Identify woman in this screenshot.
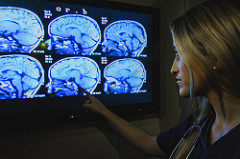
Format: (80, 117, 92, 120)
(83, 0, 240, 158)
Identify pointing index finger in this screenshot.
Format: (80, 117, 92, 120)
(82, 89, 94, 99)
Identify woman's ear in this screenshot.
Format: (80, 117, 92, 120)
(213, 62, 221, 71)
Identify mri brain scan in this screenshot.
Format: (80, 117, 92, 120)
(0, 55, 44, 99)
(104, 58, 146, 94)
(46, 14, 101, 55)
(46, 57, 100, 97)
(0, 7, 44, 53)
(102, 20, 147, 57)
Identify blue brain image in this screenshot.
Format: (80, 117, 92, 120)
(46, 57, 100, 97)
(0, 7, 44, 53)
(104, 58, 146, 94)
(46, 14, 101, 55)
(0, 55, 44, 99)
(102, 20, 147, 57)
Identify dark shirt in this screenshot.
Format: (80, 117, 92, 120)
(157, 114, 240, 159)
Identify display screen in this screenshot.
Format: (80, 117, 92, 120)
(0, 0, 159, 117)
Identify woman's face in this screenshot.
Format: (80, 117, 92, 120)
(171, 52, 191, 97)
(170, 47, 210, 97)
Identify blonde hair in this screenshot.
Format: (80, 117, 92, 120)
(170, 0, 240, 158)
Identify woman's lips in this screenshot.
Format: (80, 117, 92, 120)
(176, 78, 182, 85)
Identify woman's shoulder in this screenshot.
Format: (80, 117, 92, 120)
(156, 114, 195, 155)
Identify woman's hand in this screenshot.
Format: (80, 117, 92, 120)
(82, 89, 108, 114)
(82, 90, 163, 157)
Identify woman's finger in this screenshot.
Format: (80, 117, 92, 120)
(82, 88, 95, 101)
(84, 99, 92, 104)
(82, 88, 90, 96)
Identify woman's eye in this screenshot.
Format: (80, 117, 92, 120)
(173, 46, 181, 60)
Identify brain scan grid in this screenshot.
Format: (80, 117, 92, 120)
(0, 1, 152, 99)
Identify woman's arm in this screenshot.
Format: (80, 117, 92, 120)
(82, 90, 167, 157)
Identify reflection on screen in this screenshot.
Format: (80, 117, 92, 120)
(102, 20, 147, 57)
(46, 14, 101, 55)
(46, 56, 100, 96)
(104, 58, 146, 94)
(0, 7, 44, 53)
(0, 54, 44, 99)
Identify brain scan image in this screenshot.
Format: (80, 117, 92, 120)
(102, 20, 147, 57)
(46, 57, 100, 97)
(104, 58, 146, 94)
(0, 55, 44, 99)
(46, 14, 101, 55)
(0, 7, 44, 53)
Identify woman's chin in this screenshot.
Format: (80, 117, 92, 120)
(179, 89, 190, 98)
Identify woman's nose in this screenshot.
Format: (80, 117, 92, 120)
(170, 58, 178, 75)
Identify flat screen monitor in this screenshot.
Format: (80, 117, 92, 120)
(0, 0, 160, 126)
